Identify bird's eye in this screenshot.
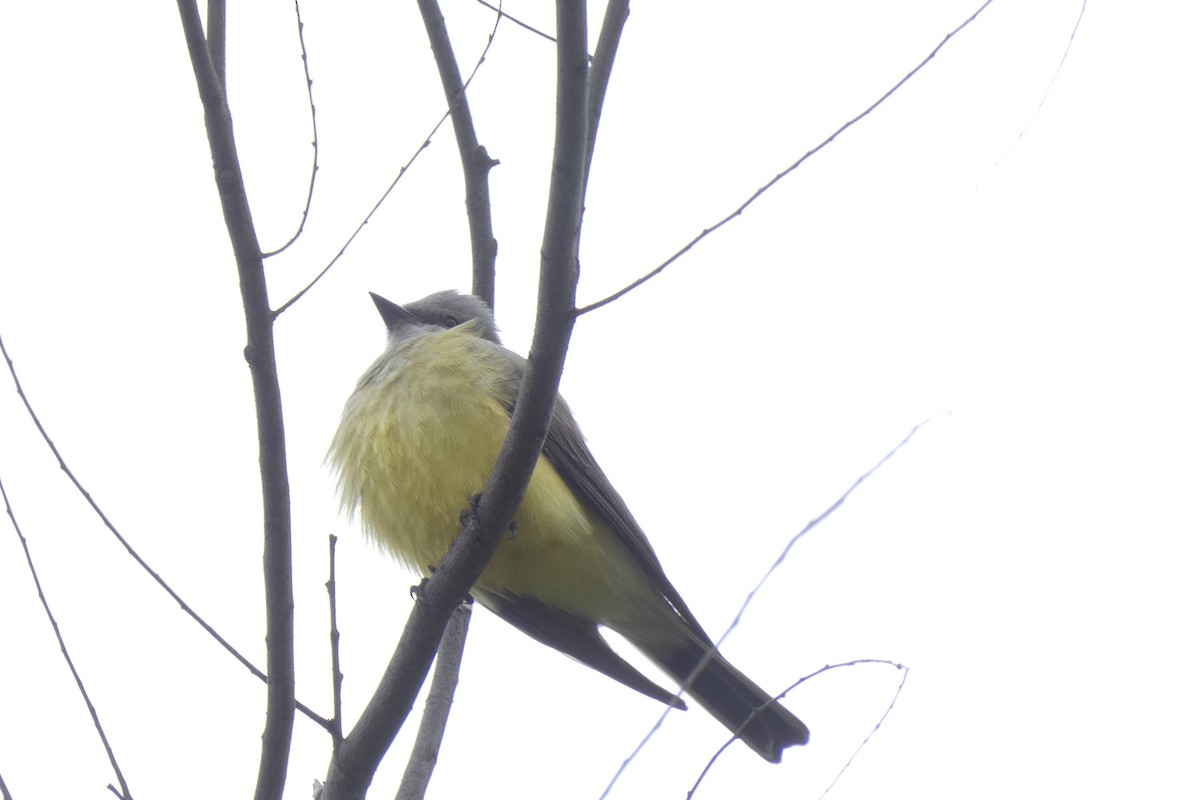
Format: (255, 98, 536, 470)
(442, 315, 459, 328)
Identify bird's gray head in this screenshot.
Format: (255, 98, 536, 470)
(369, 290, 501, 345)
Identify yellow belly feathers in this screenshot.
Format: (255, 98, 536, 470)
(330, 326, 651, 626)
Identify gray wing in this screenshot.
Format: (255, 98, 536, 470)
(494, 348, 713, 645)
(471, 586, 685, 708)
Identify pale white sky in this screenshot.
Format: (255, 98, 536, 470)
(1, 1, 1197, 799)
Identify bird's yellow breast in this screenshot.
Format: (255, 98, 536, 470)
(330, 327, 647, 622)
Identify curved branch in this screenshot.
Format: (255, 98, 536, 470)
(578, 0, 997, 315)
(604, 421, 934, 796)
(261, 0, 321, 258)
(273, 8, 502, 317)
(416, 0, 500, 305)
(584, 0, 629, 192)
(688, 660, 909, 799)
(175, 4, 296, 800)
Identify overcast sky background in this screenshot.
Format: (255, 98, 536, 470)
(2, 1, 1197, 798)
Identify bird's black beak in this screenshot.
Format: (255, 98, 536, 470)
(370, 292, 418, 330)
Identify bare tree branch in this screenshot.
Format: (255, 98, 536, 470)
(687, 660, 909, 799)
(207, 0, 226, 92)
(474, 0, 555, 43)
(995, 0, 1088, 168)
(603, 419, 935, 797)
(715, 419, 935, 651)
(0, 334, 328, 731)
(395, 603, 473, 800)
(584, 0, 629, 191)
(0, 474, 133, 800)
(814, 661, 909, 800)
(262, 0, 321, 258)
(273, 10, 502, 317)
(327, 535, 345, 745)
(319, 3, 590, 797)
(577, 0, 998, 315)
(415, 0, 500, 306)
(174, 4, 296, 800)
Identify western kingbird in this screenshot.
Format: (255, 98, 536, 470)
(329, 290, 809, 762)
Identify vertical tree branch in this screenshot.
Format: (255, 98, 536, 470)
(394, 603, 473, 800)
(583, 0, 628, 191)
(327, 534, 345, 745)
(207, 0, 226, 92)
(319, 4, 589, 798)
(415, 0, 499, 306)
(175, 4, 295, 800)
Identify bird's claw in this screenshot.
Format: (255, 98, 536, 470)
(459, 494, 482, 528)
(458, 494, 517, 540)
(409, 565, 438, 599)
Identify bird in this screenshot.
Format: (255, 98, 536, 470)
(329, 289, 809, 762)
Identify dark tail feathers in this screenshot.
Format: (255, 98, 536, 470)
(652, 638, 809, 763)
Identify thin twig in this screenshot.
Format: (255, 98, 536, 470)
(995, 0, 1088, 168)
(713, 419, 934, 653)
(415, 0, 501, 306)
(686, 660, 909, 799)
(327, 534, 345, 745)
(261, 0, 321, 258)
(395, 602, 473, 800)
(473, 0, 555, 43)
(0, 333, 328, 730)
(0, 475, 133, 800)
(319, 5, 590, 797)
(175, 4, 296, 799)
(577, 0, 998, 316)
(273, 10, 504, 318)
(816, 662, 909, 800)
(602, 419, 934, 798)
